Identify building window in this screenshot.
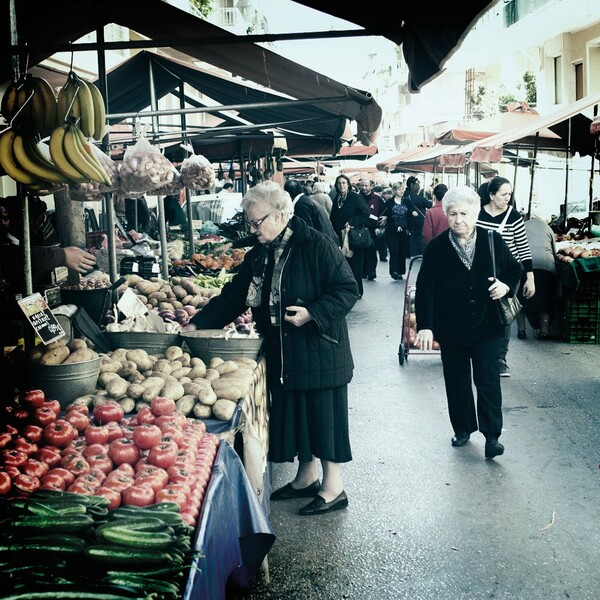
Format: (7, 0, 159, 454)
(574, 62, 584, 100)
(553, 56, 562, 104)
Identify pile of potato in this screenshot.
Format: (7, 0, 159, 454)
(30, 338, 100, 365)
(72, 345, 257, 421)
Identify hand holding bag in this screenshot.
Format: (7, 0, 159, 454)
(348, 224, 374, 250)
(487, 230, 522, 325)
(341, 224, 354, 258)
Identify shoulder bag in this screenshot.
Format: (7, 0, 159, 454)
(487, 229, 521, 325)
(348, 224, 374, 250)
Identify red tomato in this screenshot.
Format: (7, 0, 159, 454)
(4, 465, 20, 479)
(135, 474, 165, 494)
(180, 509, 197, 526)
(73, 473, 102, 490)
(132, 424, 163, 450)
(136, 465, 169, 487)
(114, 462, 136, 477)
(39, 477, 66, 491)
(60, 449, 84, 464)
(21, 458, 49, 479)
(62, 455, 90, 477)
(150, 396, 176, 417)
(121, 425, 135, 440)
(105, 471, 135, 492)
(164, 481, 192, 499)
(32, 407, 57, 427)
(0, 471, 11, 494)
(148, 441, 178, 470)
(22, 424, 44, 443)
(136, 406, 156, 425)
(133, 457, 151, 473)
(1, 449, 28, 467)
(161, 427, 184, 447)
(12, 409, 30, 425)
(87, 453, 113, 475)
(105, 422, 124, 442)
(64, 437, 88, 454)
(93, 401, 125, 425)
(121, 484, 155, 507)
(108, 438, 141, 466)
(0, 432, 13, 449)
(12, 473, 41, 495)
(95, 486, 121, 510)
(83, 443, 108, 459)
(46, 467, 75, 486)
(37, 446, 62, 467)
(5, 424, 19, 436)
(67, 480, 96, 495)
(13, 437, 39, 456)
(155, 488, 187, 511)
(65, 404, 89, 416)
(44, 420, 77, 448)
(23, 389, 46, 408)
(42, 399, 61, 417)
(167, 465, 193, 484)
(155, 415, 183, 431)
(65, 411, 90, 434)
(84, 425, 110, 445)
(86, 468, 108, 484)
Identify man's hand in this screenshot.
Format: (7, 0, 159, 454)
(63, 247, 97, 274)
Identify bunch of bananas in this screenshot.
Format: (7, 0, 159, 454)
(57, 71, 106, 141)
(1, 74, 58, 134)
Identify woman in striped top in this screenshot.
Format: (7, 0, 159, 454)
(477, 176, 535, 377)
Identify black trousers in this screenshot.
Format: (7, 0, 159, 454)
(440, 337, 503, 439)
(384, 229, 409, 276)
(363, 229, 379, 276)
(346, 249, 365, 295)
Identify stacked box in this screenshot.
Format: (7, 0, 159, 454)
(562, 275, 600, 344)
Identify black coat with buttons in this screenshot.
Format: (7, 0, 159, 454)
(191, 216, 359, 390)
(415, 227, 522, 345)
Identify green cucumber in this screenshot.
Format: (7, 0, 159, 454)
(85, 544, 182, 566)
(31, 490, 110, 508)
(95, 523, 174, 549)
(99, 516, 172, 533)
(9, 514, 94, 534)
(103, 574, 180, 597)
(108, 507, 185, 527)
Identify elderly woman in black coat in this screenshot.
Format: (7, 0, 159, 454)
(415, 186, 522, 459)
(191, 181, 359, 515)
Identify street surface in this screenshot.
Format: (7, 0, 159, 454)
(247, 259, 600, 600)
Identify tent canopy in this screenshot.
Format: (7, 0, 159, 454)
(1, 0, 381, 145)
(292, 0, 498, 92)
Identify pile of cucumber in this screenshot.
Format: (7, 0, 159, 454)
(0, 490, 198, 599)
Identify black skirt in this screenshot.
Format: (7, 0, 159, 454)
(264, 325, 352, 464)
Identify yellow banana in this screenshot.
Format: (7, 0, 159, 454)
(75, 79, 95, 138)
(1, 81, 19, 122)
(63, 124, 105, 184)
(87, 81, 106, 141)
(12, 133, 67, 184)
(49, 125, 87, 182)
(0, 129, 40, 185)
(57, 79, 80, 124)
(73, 125, 111, 185)
(21, 76, 46, 133)
(31, 76, 58, 130)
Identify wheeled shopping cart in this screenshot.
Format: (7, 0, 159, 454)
(398, 256, 442, 365)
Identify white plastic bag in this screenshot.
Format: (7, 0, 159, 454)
(180, 153, 215, 191)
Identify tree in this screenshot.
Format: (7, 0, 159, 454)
(190, 0, 213, 18)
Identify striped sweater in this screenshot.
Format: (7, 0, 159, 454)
(476, 207, 533, 272)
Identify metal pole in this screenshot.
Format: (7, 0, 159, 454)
(179, 81, 195, 259)
(512, 144, 519, 207)
(148, 61, 169, 279)
(563, 119, 571, 227)
(588, 105, 598, 234)
(527, 132, 539, 220)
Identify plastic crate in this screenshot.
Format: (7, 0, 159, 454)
(562, 298, 600, 344)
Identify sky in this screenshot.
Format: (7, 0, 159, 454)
(255, 0, 397, 89)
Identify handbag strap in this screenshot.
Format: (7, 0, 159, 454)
(497, 208, 511, 234)
(487, 229, 497, 279)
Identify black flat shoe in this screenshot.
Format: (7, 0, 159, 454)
(270, 480, 321, 500)
(451, 432, 470, 447)
(298, 491, 348, 515)
(485, 439, 505, 459)
(517, 330, 527, 339)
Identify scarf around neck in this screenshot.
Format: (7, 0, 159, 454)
(449, 228, 477, 270)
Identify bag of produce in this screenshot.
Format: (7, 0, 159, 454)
(151, 168, 184, 196)
(180, 153, 215, 191)
(119, 135, 178, 197)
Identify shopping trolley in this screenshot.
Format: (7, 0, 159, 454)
(398, 256, 442, 365)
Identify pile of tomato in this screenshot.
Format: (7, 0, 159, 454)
(0, 390, 218, 526)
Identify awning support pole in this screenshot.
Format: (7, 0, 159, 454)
(527, 132, 539, 220)
(179, 80, 195, 260)
(563, 119, 572, 229)
(588, 104, 598, 233)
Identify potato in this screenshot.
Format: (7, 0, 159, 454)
(190, 357, 205, 368)
(105, 376, 129, 399)
(215, 360, 238, 375)
(148, 291, 168, 302)
(204, 368, 220, 383)
(62, 348, 95, 364)
(135, 280, 162, 295)
(93, 395, 110, 407)
(127, 371, 145, 384)
(67, 338, 87, 352)
(179, 377, 192, 384)
(117, 360, 138, 377)
(197, 388, 217, 406)
(179, 352, 191, 367)
(211, 382, 244, 401)
(47, 338, 68, 350)
(164, 346, 184, 361)
(98, 371, 120, 388)
(171, 367, 191, 380)
(234, 357, 258, 370)
(70, 394, 95, 408)
(126, 274, 143, 287)
(191, 377, 213, 389)
(167, 360, 183, 372)
(153, 360, 172, 375)
(142, 379, 166, 402)
(182, 382, 205, 397)
(212, 398, 237, 421)
(140, 376, 166, 390)
(161, 380, 185, 401)
(209, 357, 224, 369)
(172, 285, 188, 300)
(135, 400, 151, 412)
(175, 395, 196, 416)
(40, 346, 70, 365)
(99, 357, 122, 373)
(126, 349, 153, 372)
(118, 397, 136, 414)
(29, 346, 45, 364)
(192, 403, 212, 419)
(127, 383, 146, 400)
(111, 349, 129, 362)
(188, 364, 207, 379)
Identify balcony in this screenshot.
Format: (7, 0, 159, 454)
(503, 0, 553, 27)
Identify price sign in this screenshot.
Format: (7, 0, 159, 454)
(17, 292, 66, 345)
(117, 287, 149, 319)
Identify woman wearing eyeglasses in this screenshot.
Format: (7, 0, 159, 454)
(329, 174, 371, 298)
(190, 181, 359, 515)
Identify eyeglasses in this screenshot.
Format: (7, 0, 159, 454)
(246, 210, 276, 231)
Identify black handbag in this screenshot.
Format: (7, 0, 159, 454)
(487, 230, 522, 325)
(348, 225, 374, 250)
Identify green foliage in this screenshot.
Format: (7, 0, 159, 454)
(522, 71, 537, 105)
(190, 0, 213, 18)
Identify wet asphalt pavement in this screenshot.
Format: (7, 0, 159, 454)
(245, 258, 600, 600)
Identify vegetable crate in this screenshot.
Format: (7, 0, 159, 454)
(562, 274, 600, 344)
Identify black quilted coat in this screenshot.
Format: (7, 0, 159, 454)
(191, 216, 359, 390)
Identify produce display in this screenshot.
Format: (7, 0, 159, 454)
(555, 243, 600, 263)
(0, 383, 219, 598)
(29, 337, 99, 366)
(86, 345, 258, 421)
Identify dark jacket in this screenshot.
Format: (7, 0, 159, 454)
(405, 192, 432, 230)
(293, 194, 338, 243)
(329, 191, 370, 245)
(381, 197, 411, 232)
(191, 216, 359, 390)
(415, 228, 522, 346)
(361, 191, 385, 230)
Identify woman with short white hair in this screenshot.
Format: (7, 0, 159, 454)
(415, 186, 522, 459)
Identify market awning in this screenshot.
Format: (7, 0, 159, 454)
(1, 0, 382, 146)
(377, 143, 464, 171)
(292, 0, 497, 92)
